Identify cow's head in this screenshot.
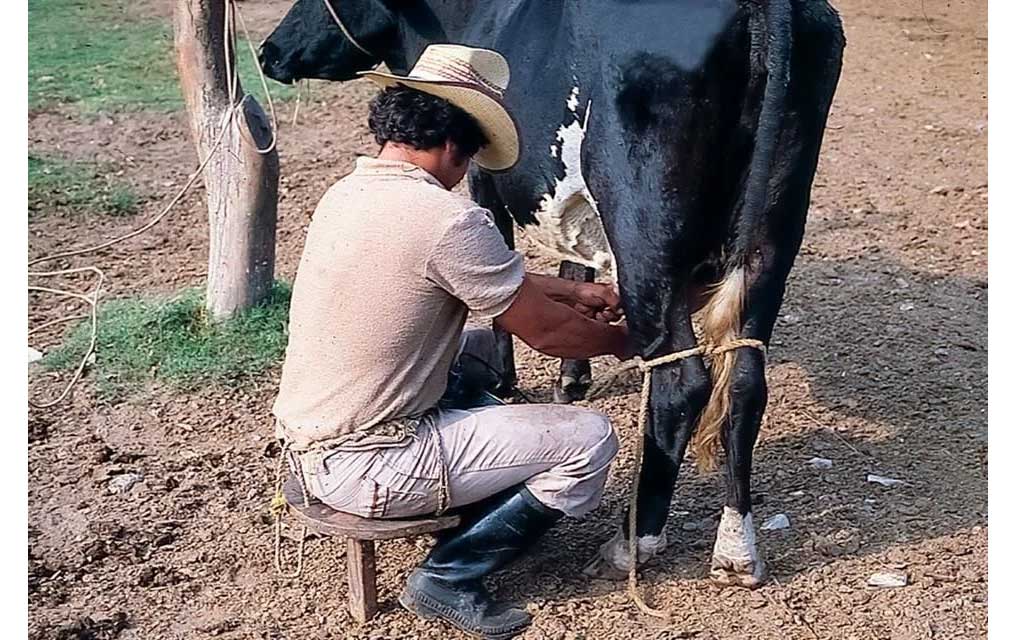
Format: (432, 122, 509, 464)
(259, 0, 396, 84)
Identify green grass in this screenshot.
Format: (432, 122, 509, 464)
(29, 154, 140, 217)
(43, 283, 292, 396)
(29, 0, 295, 112)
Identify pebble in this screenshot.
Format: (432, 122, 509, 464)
(930, 185, 949, 195)
(867, 474, 906, 487)
(806, 457, 834, 470)
(28, 347, 43, 364)
(761, 513, 791, 531)
(867, 571, 908, 588)
(108, 472, 144, 494)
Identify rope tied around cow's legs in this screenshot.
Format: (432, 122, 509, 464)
(607, 338, 766, 618)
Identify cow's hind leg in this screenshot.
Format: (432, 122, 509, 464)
(584, 295, 711, 579)
(553, 261, 596, 404)
(708, 248, 796, 588)
(709, 2, 844, 589)
(710, 341, 769, 588)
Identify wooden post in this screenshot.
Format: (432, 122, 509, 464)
(346, 538, 378, 622)
(173, 0, 278, 320)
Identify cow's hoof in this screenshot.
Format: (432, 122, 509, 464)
(582, 527, 667, 581)
(709, 507, 767, 590)
(552, 374, 591, 404)
(710, 557, 767, 589)
(582, 555, 630, 581)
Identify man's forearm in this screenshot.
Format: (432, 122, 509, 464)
(495, 275, 630, 360)
(507, 296, 627, 360)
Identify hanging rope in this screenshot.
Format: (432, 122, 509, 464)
(321, 0, 376, 58)
(587, 338, 767, 618)
(271, 440, 311, 578)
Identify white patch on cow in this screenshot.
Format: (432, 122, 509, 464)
(566, 85, 580, 112)
(586, 526, 667, 575)
(710, 507, 767, 587)
(523, 86, 618, 280)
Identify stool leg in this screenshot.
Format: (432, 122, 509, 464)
(346, 538, 377, 622)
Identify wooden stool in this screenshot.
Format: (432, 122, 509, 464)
(282, 477, 461, 622)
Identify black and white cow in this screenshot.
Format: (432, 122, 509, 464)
(260, 0, 844, 587)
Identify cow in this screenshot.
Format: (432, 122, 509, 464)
(260, 0, 844, 587)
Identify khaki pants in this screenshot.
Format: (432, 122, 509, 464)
(298, 328, 619, 518)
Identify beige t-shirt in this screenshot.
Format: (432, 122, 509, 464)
(273, 157, 524, 449)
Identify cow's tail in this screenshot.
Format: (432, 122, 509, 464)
(691, 0, 793, 472)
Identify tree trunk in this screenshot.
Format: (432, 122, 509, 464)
(174, 0, 278, 320)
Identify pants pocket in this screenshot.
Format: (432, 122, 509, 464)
(355, 478, 390, 518)
(364, 456, 437, 518)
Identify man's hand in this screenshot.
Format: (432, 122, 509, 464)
(528, 274, 624, 323)
(571, 282, 624, 323)
(495, 276, 631, 361)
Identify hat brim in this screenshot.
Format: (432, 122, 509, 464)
(358, 71, 521, 172)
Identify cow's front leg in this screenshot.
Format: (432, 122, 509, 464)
(553, 261, 596, 403)
(584, 300, 711, 579)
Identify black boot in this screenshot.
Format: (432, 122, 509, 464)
(399, 486, 564, 639)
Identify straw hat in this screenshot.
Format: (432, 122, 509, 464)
(359, 44, 520, 171)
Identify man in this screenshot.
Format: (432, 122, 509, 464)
(273, 45, 629, 639)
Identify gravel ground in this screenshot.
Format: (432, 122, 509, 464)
(28, 1, 987, 638)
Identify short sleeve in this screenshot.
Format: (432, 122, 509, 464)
(425, 207, 525, 320)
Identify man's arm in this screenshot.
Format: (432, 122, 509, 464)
(494, 276, 631, 360)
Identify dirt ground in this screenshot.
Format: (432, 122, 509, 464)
(27, 1, 988, 638)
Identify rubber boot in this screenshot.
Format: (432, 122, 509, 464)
(399, 486, 564, 639)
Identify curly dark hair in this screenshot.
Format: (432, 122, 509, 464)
(367, 85, 490, 158)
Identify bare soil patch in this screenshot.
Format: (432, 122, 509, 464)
(28, 1, 987, 638)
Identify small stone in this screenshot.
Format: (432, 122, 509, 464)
(930, 185, 949, 195)
(108, 472, 144, 494)
(899, 302, 915, 312)
(761, 514, 791, 531)
(153, 532, 175, 547)
(681, 521, 700, 532)
(82, 540, 108, 563)
(806, 457, 833, 470)
(867, 571, 908, 588)
(867, 474, 906, 487)
(138, 566, 157, 587)
(28, 347, 43, 364)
